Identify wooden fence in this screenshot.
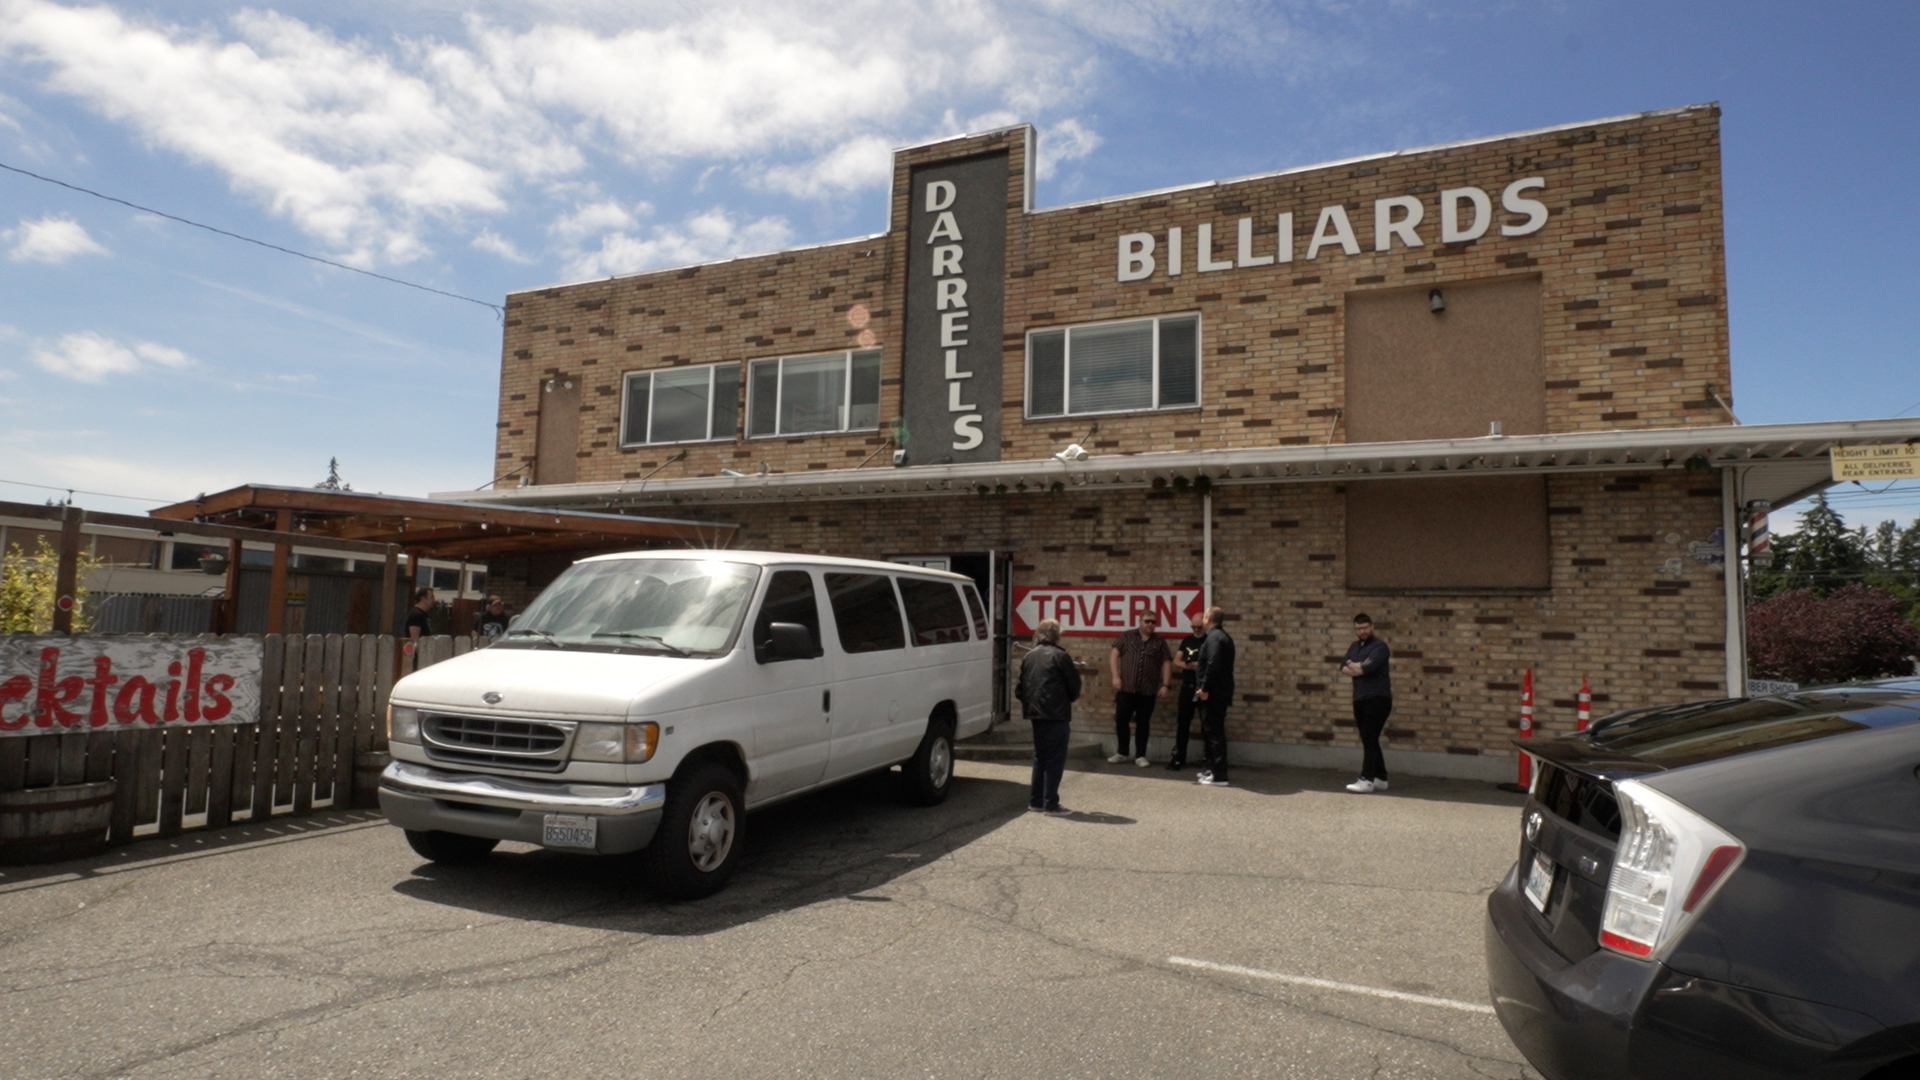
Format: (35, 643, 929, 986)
(0, 633, 478, 846)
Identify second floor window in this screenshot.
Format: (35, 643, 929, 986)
(1026, 314, 1200, 418)
(747, 349, 882, 438)
(622, 362, 739, 445)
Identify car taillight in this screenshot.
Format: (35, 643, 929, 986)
(1599, 779, 1744, 958)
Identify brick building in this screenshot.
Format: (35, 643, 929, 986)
(451, 104, 1920, 779)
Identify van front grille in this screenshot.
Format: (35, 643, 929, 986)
(422, 713, 573, 772)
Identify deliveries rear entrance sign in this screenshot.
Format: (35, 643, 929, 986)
(1011, 586, 1205, 637)
(0, 636, 263, 734)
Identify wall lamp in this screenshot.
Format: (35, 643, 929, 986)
(1429, 288, 1446, 313)
(1054, 444, 1090, 463)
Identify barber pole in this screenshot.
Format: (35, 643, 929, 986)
(1747, 501, 1773, 569)
(1576, 675, 1592, 732)
(1516, 669, 1536, 789)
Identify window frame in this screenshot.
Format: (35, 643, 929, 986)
(745, 348, 883, 439)
(618, 361, 740, 447)
(1024, 312, 1203, 420)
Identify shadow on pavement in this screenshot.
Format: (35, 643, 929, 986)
(389, 769, 1030, 935)
(0, 809, 390, 893)
(1059, 757, 1528, 808)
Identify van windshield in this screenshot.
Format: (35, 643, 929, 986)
(503, 559, 761, 656)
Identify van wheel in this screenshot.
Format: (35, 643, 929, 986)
(643, 762, 744, 899)
(404, 829, 499, 865)
(903, 722, 954, 806)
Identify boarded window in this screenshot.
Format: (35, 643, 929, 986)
(754, 569, 822, 662)
(1345, 276, 1544, 442)
(898, 578, 970, 645)
(825, 572, 906, 653)
(1346, 476, 1551, 591)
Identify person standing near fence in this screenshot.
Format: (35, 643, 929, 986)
(405, 587, 435, 640)
(1193, 606, 1236, 787)
(1017, 619, 1082, 817)
(1107, 612, 1170, 767)
(1341, 613, 1393, 793)
(1165, 613, 1207, 770)
(477, 595, 510, 639)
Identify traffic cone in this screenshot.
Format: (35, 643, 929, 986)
(1517, 669, 1535, 789)
(1576, 676, 1592, 732)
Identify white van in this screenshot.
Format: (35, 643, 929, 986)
(377, 550, 992, 897)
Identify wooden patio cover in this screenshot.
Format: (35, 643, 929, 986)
(148, 485, 737, 561)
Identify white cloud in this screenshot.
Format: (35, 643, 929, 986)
(754, 135, 894, 199)
(470, 228, 530, 262)
(29, 330, 194, 382)
(561, 207, 795, 280)
(1034, 117, 1102, 180)
(6, 213, 106, 262)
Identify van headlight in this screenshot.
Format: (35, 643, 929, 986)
(573, 722, 658, 763)
(387, 706, 420, 744)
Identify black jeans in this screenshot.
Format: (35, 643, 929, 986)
(1113, 690, 1156, 758)
(1169, 680, 1198, 764)
(1201, 692, 1231, 781)
(1354, 696, 1393, 781)
(1030, 719, 1072, 810)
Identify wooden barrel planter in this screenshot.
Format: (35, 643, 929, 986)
(352, 752, 392, 810)
(0, 781, 116, 865)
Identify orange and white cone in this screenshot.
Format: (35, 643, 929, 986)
(1576, 675, 1592, 732)
(1516, 669, 1535, 789)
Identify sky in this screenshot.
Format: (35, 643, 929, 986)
(0, 0, 1915, 535)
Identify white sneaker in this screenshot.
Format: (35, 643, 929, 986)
(1107, 753, 1129, 764)
(1195, 770, 1214, 785)
(1199, 775, 1230, 787)
(1345, 778, 1375, 794)
(1135, 756, 1150, 767)
(1371, 779, 1389, 791)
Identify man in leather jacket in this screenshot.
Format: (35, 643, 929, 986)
(1017, 619, 1082, 815)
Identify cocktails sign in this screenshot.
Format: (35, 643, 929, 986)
(0, 637, 264, 735)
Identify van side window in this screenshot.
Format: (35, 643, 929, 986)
(961, 582, 988, 640)
(825, 573, 906, 653)
(755, 570, 822, 662)
(898, 578, 971, 645)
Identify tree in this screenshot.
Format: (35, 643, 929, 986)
(0, 536, 101, 633)
(1747, 584, 1919, 685)
(315, 458, 352, 491)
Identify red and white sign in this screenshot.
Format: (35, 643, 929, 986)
(0, 636, 263, 736)
(1011, 586, 1204, 637)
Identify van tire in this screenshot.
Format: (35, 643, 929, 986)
(903, 721, 955, 806)
(404, 829, 499, 865)
(642, 762, 744, 899)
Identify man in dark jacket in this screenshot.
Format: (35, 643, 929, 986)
(1193, 606, 1235, 787)
(1340, 613, 1393, 793)
(1016, 618, 1081, 815)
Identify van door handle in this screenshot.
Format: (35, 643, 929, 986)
(822, 690, 831, 715)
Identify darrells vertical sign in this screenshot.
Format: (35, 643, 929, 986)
(902, 153, 1007, 465)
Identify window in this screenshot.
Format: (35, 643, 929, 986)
(1026, 315, 1199, 418)
(747, 349, 881, 437)
(961, 582, 988, 640)
(621, 362, 739, 445)
(754, 570, 823, 662)
(898, 578, 971, 646)
(417, 565, 462, 591)
(824, 572, 905, 653)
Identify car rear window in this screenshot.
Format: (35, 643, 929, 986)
(1588, 692, 1920, 766)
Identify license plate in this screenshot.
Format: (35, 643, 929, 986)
(542, 813, 597, 850)
(1524, 850, 1555, 912)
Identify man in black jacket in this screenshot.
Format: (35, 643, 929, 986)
(1016, 618, 1081, 815)
(1340, 613, 1393, 793)
(1193, 606, 1236, 787)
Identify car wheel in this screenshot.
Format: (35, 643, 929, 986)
(903, 721, 955, 806)
(404, 829, 499, 865)
(642, 762, 744, 899)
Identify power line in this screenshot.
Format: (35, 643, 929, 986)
(0, 477, 169, 504)
(0, 159, 504, 317)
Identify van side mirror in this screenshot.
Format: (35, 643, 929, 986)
(763, 622, 817, 662)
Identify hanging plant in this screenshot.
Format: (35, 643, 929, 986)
(1194, 474, 1213, 496)
(1171, 476, 1191, 494)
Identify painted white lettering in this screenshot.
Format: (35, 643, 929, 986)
(940, 311, 970, 347)
(1196, 222, 1234, 272)
(931, 244, 963, 276)
(1501, 178, 1549, 236)
(1117, 232, 1156, 281)
(943, 349, 973, 379)
(1236, 216, 1274, 267)
(952, 414, 983, 451)
(1167, 226, 1183, 276)
(947, 381, 977, 412)
(1306, 205, 1361, 259)
(1374, 196, 1425, 251)
(936, 278, 969, 310)
(1275, 212, 1294, 264)
(926, 210, 963, 244)
(925, 180, 956, 212)
(1440, 187, 1492, 243)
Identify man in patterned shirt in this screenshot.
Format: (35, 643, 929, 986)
(1107, 612, 1172, 767)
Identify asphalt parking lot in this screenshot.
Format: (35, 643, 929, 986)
(0, 759, 1536, 1080)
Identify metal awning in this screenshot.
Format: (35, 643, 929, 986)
(438, 418, 1920, 510)
(149, 485, 737, 559)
